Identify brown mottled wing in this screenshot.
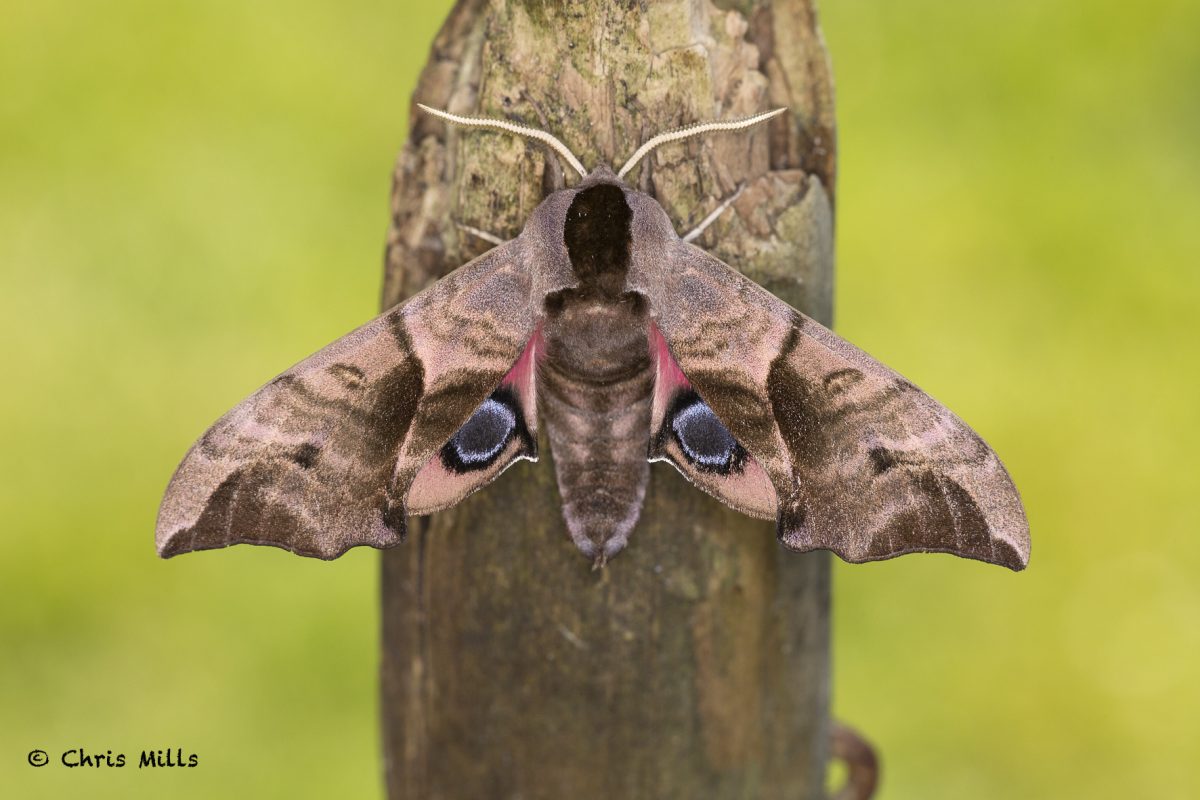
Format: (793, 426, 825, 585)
(642, 242, 1029, 570)
(156, 240, 537, 559)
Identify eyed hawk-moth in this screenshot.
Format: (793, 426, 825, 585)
(155, 106, 1030, 571)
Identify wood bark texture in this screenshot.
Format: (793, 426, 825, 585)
(380, 0, 837, 797)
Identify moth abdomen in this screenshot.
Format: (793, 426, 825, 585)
(537, 280, 656, 562)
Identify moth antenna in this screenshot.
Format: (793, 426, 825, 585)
(616, 107, 788, 180)
(417, 103, 588, 179)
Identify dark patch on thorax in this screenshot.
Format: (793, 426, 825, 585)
(564, 183, 632, 297)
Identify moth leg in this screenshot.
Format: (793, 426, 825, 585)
(680, 183, 745, 244)
(456, 222, 506, 247)
(637, 154, 654, 195)
(542, 150, 565, 193)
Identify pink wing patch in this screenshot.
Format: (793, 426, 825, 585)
(648, 322, 778, 520)
(649, 321, 691, 434)
(406, 325, 543, 515)
(501, 319, 542, 403)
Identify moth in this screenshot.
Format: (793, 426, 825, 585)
(156, 105, 1030, 570)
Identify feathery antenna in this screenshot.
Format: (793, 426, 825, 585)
(417, 103, 588, 179)
(616, 108, 787, 180)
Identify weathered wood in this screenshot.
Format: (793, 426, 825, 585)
(380, 1, 837, 796)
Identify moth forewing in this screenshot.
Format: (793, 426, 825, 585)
(639, 242, 1029, 570)
(156, 242, 539, 559)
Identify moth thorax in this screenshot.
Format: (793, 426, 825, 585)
(563, 182, 633, 297)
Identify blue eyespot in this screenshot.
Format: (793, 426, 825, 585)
(447, 398, 515, 466)
(670, 396, 744, 473)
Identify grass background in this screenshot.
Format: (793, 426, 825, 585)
(2, 0, 1196, 797)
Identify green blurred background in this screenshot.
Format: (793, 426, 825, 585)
(2, 0, 1196, 797)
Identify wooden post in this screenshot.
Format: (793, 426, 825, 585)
(380, 1, 837, 796)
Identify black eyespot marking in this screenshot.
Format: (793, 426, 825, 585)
(443, 399, 514, 468)
(868, 446, 898, 475)
(667, 392, 747, 475)
(440, 387, 531, 473)
(290, 443, 320, 469)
